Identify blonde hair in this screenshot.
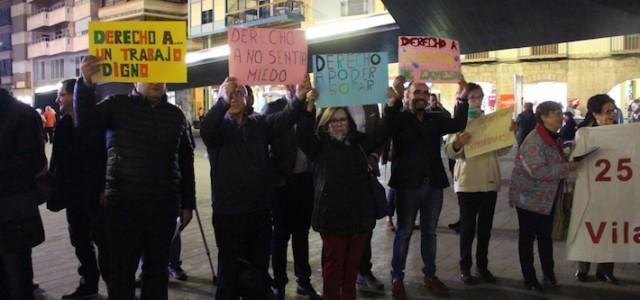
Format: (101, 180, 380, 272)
(316, 107, 355, 133)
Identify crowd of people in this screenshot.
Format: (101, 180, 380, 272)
(0, 56, 631, 300)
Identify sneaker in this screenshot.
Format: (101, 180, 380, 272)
(169, 266, 188, 281)
(595, 272, 619, 285)
(477, 268, 497, 283)
(61, 285, 98, 300)
(356, 273, 384, 290)
(296, 282, 321, 300)
(459, 271, 474, 285)
(423, 276, 449, 295)
(391, 279, 406, 299)
(575, 270, 588, 282)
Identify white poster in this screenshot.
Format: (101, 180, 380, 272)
(567, 123, 640, 263)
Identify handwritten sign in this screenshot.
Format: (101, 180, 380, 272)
(567, 123, 640, 263)
(228, 27, 307, 85)
(89, 21, 187, 83)
(312, 52, 388, 108)
(464, 107, 515, 158)
(398, 36, 461, 83)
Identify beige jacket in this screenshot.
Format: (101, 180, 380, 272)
(445, 134, 512, 193)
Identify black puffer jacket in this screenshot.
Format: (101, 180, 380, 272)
(296, 107, 393, 234)
(73, 78, 195, 210)
(0, 89, 46, 253)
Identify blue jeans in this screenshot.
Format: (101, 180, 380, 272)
(391, 183, 443, 280)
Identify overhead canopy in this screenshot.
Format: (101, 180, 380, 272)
(169, 0, 640, 90)
(381, 0, 640, 53)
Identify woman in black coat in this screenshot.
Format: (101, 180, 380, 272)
(296, 88, 399, 300)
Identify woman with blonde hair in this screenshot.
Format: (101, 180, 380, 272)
(296, 84, 400, 300)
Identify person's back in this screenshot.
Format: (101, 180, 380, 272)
(516, 104, 536, 146)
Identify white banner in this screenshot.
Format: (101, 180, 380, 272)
(567, 123, 640, 263)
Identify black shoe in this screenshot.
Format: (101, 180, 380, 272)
(297, 282, 321, 300)
(575, 270, 588, 282)
(448, 221, 460, 233)
(32, 281, 40, 291)
(477, 268, 496, 284)
(169, 266, 188, 281)
(272, 287, 285, 300)
(542, 275, 558, 289)
(459, 271, 474, 285)
(524, 280, 545, 293)
(61, 285, 99, 300)
(595, 272, 619, 285)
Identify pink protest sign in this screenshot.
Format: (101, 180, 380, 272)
(228, 27, 308, 85)
(398, 36, 461, 83)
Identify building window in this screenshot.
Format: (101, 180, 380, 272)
(40, 62, 45, 81)
(0, 59, 12, 77)
(341, 0, 370, 17)
(0, 33, 11, 51)
(201, 9, 213, 24)
(75, 56, 85, 77)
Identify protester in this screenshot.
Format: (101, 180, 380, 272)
(559, 111, 577, 142)
(75, 55, 196, 300)
(197, 107, 205, 122)
(49, 78, 109, 299)
(509, 101, 579, 292)
(426, 93, 452, 118)
(574, 94, 619, 284)
(0, 85, 47, 300)
(43, 105, 57, 144)
(515, 102, 536, 146)
(262, 85, 320, 299)
(445, 83, 514, 285)
(295, 83, 398, 300)
(627, 98, 640, 123)
(387, 77, 470, 298)
(200, 76, 310, 299)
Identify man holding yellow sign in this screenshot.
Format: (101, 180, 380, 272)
(445, 84, 515, 285)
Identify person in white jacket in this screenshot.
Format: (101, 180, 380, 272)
(445, 83, 514, 285)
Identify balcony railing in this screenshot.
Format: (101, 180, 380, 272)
(461, 51, 496, 63)
(27, 1, 73, 31)
(28, 34, 77, 59)
(518, 43, 567, 59)
(225, 0, 305, 27)
(611, 34, 640, 54)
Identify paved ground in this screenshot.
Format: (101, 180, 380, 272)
(33, 139, 639, 299)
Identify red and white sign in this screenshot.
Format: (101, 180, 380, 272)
(567, 123, 640, 263)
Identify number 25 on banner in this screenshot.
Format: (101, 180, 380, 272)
(595, 158, 633, 182)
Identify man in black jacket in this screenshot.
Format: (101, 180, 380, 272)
(49, 78, 109, 299)
(75, 56, 196, 300)
(262, 86, 320, 299)
(387, 78, 469, 298)
(0, 86, 47, 300)
(516, 102, 536, 146)
(200, 76, 310, 299)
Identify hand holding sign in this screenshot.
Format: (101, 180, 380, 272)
(296, 74, 312, 101)
(454, 132, 472, 150)
(305, 89, 318, 112)
(81, 55, 102, 86)
(456, 77, 469, 100)
(219, 77, 239, 104)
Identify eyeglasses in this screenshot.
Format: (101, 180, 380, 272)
(413, 90, 429, 96)
(231, 89, 246, 97)
(329, 118, 348, 125)
(602, 109, 616, 115)
(468, 95, 483, 100)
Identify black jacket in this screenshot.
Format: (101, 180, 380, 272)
(516, 110, 536, 146)
(387, 101, 468, 189)
(261, 98, 300, 184)
(48, 114, 106, 211)
(0, 89, 46, 253)
(296, 107, 393, 234)
(559, 117, 577, 141)
(73, 78, 195, 211)
(200, 97, 304, 215)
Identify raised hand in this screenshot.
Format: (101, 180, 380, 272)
(296, 74, 312, 100)
(81, 55, 102, 86)
(392, 75, 406, 98)
(305, 89, 318, 112)
(456, 76, 469, 100)
(219, 77, 239, 104)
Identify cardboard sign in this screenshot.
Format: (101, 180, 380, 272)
(89, 21, 187, 83)
(567, 123, 640, 263)
(312, 52, 388, 108)
(228, 27, 307, 85)
(464, 108, 516, 158)
(398, 36, 461, 83)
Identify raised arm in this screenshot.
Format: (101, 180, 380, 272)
(295, 90, 322, 160)
(265, 74, 311, 140)
(74, 56, 115, 140)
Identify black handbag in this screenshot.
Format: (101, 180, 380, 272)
(358, 146, 390, 220)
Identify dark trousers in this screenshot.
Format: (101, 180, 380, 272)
(386, 188, 396, 217)
(359, 232, 374, 275)
(457, 192, 497, 271)
(169, 232, 182, 269)
(44, 127, 54, 143)
(321, 232, 369, 300)
(106, 202, 177, 300)
(66, 202, 109, 289)
(214, 209, 272, 300)
(0, 250, 34, 300)
(516, 207, 554, 282)
(271, 173, 313, 288)
(577, 262, 615, 275)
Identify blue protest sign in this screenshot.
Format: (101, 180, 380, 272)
(313, 52, 388, 108)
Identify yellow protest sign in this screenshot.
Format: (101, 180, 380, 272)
(464, 107, 516, 158)
(88, 21, 187, 83)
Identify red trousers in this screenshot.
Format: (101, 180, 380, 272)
(320, 232, 369, 300)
